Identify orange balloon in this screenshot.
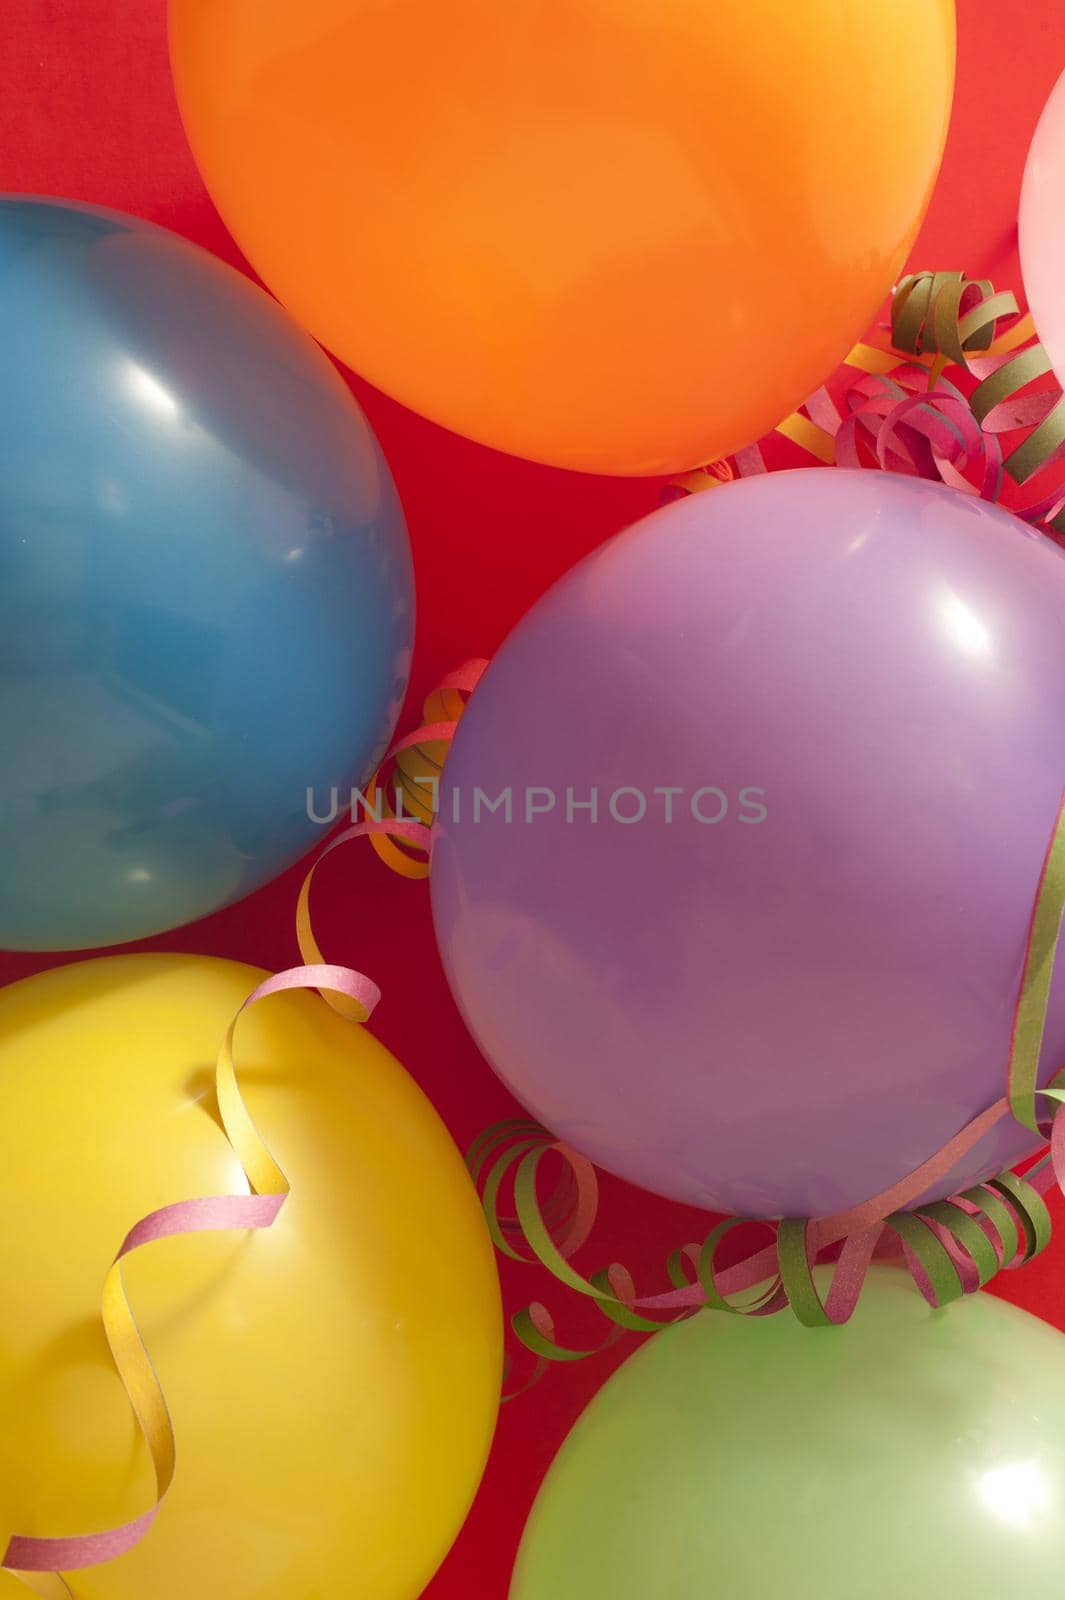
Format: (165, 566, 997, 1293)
(170, 0, 955, 476)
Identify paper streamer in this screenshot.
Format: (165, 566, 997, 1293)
(470, 791, 1065, 1391)
(296, 662, 487, 1021)
(3, 963, 380, 1593)
(673, 270, 1065, 533)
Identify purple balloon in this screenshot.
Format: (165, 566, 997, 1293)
(431, 471, 1065, 1219)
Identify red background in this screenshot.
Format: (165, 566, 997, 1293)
(3, 3, 1065, 1593)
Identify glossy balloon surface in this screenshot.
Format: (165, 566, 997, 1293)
(512, 1270, 1065, 1598)
(0, 954, 501, 1600)
(169, 0, 955, 475)
(0, 196, 413, 952)
(1021, 68, 1065, 392)
(432, 472, 1065, 1217)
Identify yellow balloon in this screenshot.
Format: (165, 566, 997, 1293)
(0, 955, 501, 1599)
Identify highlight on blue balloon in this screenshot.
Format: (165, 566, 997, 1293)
(0, 196, 414, 952)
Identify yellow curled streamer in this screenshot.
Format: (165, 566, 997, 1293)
(5, 965, 377, 1595)
(678, 270, 1065, 534)
(296, 667, 487, 1010)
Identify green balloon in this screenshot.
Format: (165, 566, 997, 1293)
(511, 1269, 1065, 1597)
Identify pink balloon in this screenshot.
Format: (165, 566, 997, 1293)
(431, 472, 1065, 1220)
(1021, 66, 1065, 388)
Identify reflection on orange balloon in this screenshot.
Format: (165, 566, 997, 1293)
(170, 0, 955, 476)
(0, 955, 501, 1600)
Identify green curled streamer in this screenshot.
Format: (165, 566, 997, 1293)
(510, 1147, 683, 1340)
(472, 1123, 1062, 1383)
(467, 1117, 544, 1182)
(775, 1220, 835, 1328)
(892, 270, 1065, 530)
(483, 1139, 556, 1263)
(470, 792, 1065, 1388)
(957, 1184, 1022, 1267)
(695, 1220, 782, 1317)
(987, 1173, 1053, 1262)
(666, 1244, 701, 1290)
(883, 1212, 965, 1308)
(915, 1200, 1001, 1288)
(510, 1306, 607, 1367)
(475, 1128, 1060, 1384)
(586, 1269, 672, 1336)
(893, 270, 1006, 363)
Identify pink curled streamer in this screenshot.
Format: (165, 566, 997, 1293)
(4, 963, 380, 1591)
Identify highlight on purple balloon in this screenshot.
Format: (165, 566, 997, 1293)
(431, 470, 1065, 1219)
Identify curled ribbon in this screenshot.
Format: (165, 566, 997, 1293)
(4, 963, 380, 1595)
(470, 792, 1065, 1393)
(361, 661, 486, 879)
(296, 661, 486, 1020)
(673, 270, 1065, 534)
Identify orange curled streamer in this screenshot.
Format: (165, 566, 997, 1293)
(367, 661, 486, 877)
(296, 663, 487, 1018)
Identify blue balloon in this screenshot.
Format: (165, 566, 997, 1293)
(0, 197, 413, 951)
